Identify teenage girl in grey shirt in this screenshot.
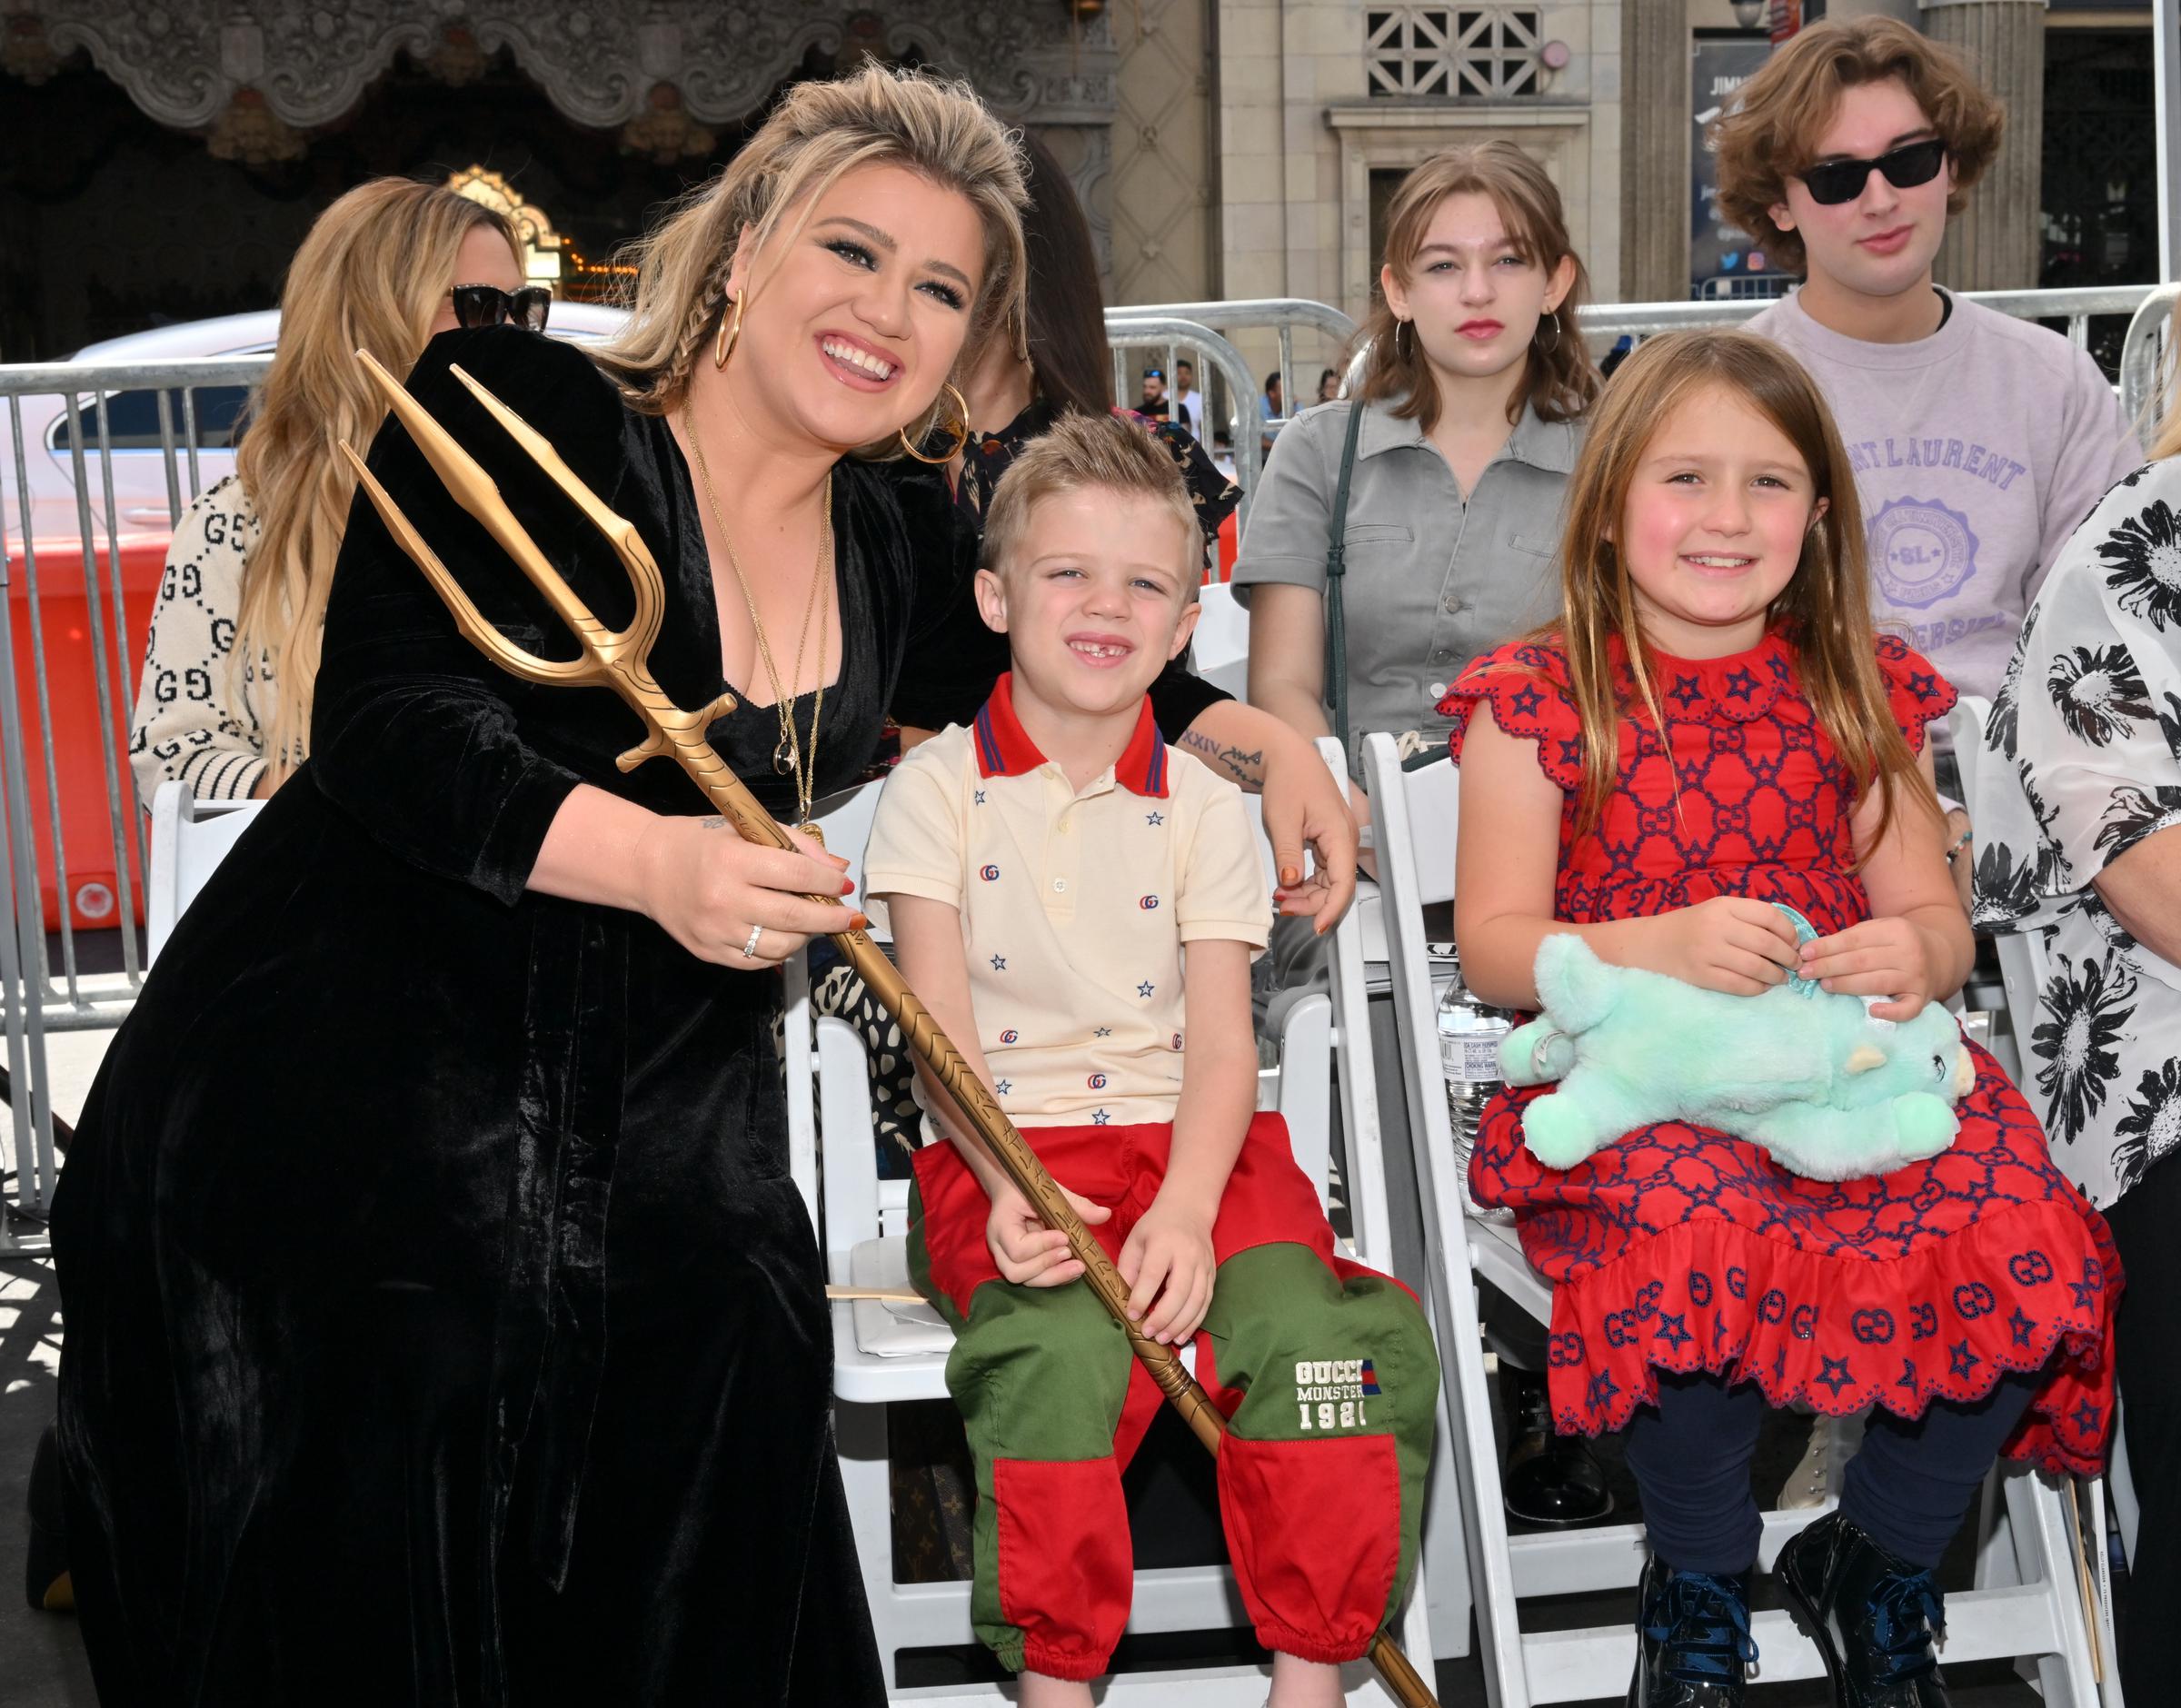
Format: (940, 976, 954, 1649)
(1235, 142, 1599, 813)
(1234, 142, 1609, 1531)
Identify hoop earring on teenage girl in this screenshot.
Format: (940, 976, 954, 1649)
(1534, 309, 1563, 355)
(1394, 317, 1413, 360)
(712, 294, 745, 370)
(898, 383, 972, 464)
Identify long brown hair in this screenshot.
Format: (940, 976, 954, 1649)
(1018, 131, 1114, 418)
(1550, 331, 1937, 850)
(599, 62, 1029, 452)
(234, 178, 520, 780)
(1356, 143, 1598, 432)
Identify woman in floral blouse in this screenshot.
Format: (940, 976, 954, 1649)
(1969, 324, 2181, 1693)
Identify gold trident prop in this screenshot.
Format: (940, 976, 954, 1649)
(341, 352, 1439, 1708)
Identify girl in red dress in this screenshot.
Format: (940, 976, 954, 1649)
(1441, 332, 2116, 1708)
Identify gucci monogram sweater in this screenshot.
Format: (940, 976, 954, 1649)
(128, 475, 274, 805)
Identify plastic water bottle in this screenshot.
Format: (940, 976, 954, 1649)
(1436, 948, 1513, 1211)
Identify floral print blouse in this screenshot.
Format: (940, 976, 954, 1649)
(1970, 455, 2181, 1210)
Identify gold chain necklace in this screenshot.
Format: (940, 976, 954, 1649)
(683, 406, 834, 831)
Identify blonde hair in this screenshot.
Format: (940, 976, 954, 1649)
(1542, 332, 1937, 850)
(599, 62, 1029, 452)
(1711, 17, 2004, 278)
(1356, 142, 1599, 432)
(234, 177, 520, 781)
(981, 411, 1200, 595)
(2148, 298, 2181, 463)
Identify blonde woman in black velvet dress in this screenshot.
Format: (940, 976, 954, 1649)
(56, 67, 1025, 1707)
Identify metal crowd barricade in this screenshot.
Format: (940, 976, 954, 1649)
(1580, 281, 2156, 356)
(1103, 313, 1268, 522)
(0, 352, 270, 1242)
(1121, 297, 1361, 436)
(1334, 283, 2170, 419)
(2119, 282, 2180, 429)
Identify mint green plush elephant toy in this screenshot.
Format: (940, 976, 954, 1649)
(1499, 925, 1975, 1180)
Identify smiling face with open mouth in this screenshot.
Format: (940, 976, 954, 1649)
(974, 488, 1201, 732)
(1618, 383, 1826, 659)
(722, 160, 987, 453)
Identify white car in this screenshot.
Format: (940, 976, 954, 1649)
(2, 302, 630, 550)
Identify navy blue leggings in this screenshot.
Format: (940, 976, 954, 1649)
(1622, 1367, 2042, 1573)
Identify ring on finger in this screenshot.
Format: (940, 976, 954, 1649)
(742, 923, 764, 959)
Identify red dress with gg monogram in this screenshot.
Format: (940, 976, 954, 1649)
(1439, 631, 2118, 1474)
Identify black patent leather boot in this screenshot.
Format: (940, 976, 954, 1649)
(1626, 1554, 1754, 1706)
(1778, 1512, 1950, 1706)
(1500, 1362, 1613, 1524)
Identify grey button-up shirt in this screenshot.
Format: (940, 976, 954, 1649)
(1231, 394, 1581, 767)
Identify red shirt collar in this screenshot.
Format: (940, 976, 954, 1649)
(971, 672, 1170, 798)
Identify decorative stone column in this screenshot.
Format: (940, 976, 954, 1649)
(1621, 0, 1691, 303)
(1923, 0, 2047, 291)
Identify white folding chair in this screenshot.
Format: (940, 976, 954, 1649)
(1189, 581, 1250, 699)
(1362, 730, 2106, 1708)
(1949, 698, 2133, 1708)
(144, 780, 264, 967)
(787, 755, 1434, 1702)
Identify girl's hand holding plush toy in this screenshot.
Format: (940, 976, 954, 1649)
(1798, 914, 1947, 1021)
(1645, 895, 1803, 995)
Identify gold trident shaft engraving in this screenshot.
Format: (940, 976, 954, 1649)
(341, 352, 1438, 1708)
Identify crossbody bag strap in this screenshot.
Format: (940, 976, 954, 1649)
(1321, 397, 1368, 753)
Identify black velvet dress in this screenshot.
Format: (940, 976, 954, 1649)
(51, 326, 955, 1705)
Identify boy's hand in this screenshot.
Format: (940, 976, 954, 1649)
(1798, 917, 1938, 1021)
(1650, 897, 1800, 996)
(1119, 1195, 1217, 1345)
(986, 1183, 1111, 1286)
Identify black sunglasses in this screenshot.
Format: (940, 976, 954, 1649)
(1794, 138, 1947, 207)
(448, 283, 553, 333)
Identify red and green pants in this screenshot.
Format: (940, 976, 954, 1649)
(907, 1111, 1439, 1683)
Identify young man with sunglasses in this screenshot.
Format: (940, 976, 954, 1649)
(1716, 16, 2140, 705)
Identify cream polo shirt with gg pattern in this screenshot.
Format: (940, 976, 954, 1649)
(863, 673, 1270, 1135)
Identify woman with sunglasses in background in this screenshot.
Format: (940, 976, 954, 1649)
(128, 177, 538, 806)
(1717, 17, 2139, 710)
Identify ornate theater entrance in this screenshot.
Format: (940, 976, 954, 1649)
(0, 4, 1119, 358)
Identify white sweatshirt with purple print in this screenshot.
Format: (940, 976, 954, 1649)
(1748, 289, 2143, 700)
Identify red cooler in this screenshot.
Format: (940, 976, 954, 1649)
(5, 534, 164, 931)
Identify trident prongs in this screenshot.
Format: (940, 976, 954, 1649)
(353, 350, 687, 685)
(340, 445, 594, 690)
(446, 362, 668, 662)
(342, 348, 1441, 1708)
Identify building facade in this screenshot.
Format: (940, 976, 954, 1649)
(0, 0, 2156, 369)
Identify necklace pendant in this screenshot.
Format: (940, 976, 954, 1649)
(772, 740, 796, 776)
(800, 822, 825, 849)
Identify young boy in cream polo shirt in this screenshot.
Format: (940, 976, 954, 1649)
(864, 412, 1437, 1708)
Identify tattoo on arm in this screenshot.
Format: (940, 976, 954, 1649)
(1178, 730, 1265, 785)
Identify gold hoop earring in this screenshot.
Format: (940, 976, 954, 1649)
(712, 295, 744, 371)
(1534, 311, 1563, 355)
(898, 382, 971, 464)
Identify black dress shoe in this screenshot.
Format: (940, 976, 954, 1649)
(1501, 1363, 1613, 1524)
(1778, 1512, 1949, 1706)
(1626, 1554, 1754, 1706)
